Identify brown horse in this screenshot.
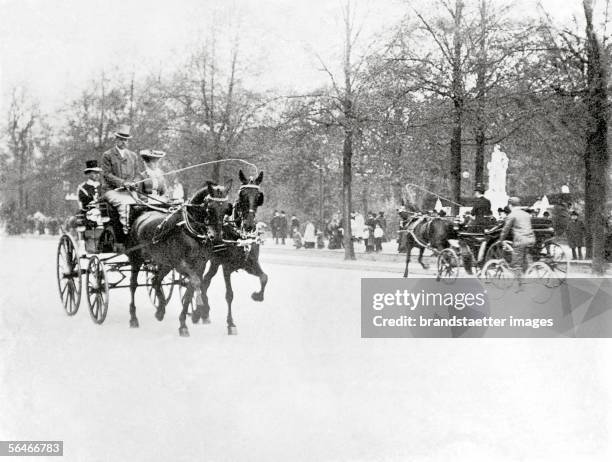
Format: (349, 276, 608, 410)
(126, 181, 232, 336)
(402, 217, 454, 278)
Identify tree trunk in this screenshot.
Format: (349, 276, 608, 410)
(449, 0, 464, 215)
(474, 0, 487, 186)
(343, 126, 355, 260)
(583, 0, 609, 274)
(342, 0, 355, 260)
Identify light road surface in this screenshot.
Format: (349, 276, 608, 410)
(0, 235, 610, 462)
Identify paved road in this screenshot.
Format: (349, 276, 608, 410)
(0, 235, 610, 462)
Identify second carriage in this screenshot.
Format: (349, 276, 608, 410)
(435, 216, 568, 283)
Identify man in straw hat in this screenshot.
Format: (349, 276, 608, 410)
(498, 196, 535, 288)
(101, 124, 142, 234)
(77, 160, 101, 209)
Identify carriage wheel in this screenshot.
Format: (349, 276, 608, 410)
(143, 265, 175, 310)
(485, 240, 513, 263)
(86, 256, 109, 324)
(525, 261, 553, 287)
(56, 234, 82, 316)
(539, 240, 568, 285)
(480, 259, 514, 290)
(436, 249, 459, 283)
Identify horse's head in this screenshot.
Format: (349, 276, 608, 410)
(236, 169, 264, 232)
(189, 180, 233, 240)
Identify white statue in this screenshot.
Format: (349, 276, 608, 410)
(487, 144, 509, 194)
(485, 144, 509, 217)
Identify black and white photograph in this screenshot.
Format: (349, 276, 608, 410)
(1, 0, 612, 460)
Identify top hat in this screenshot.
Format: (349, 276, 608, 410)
(474, 183, 485, 193)
(84, 159, 101, 173)
(114, 124, 132, 139)
(139, 149, 166, 159)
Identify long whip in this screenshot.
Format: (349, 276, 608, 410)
(404, 182, 465, 208)
(132, 158, 259, 186)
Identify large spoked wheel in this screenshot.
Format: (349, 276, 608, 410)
(56, 234, 82, 316)
(436, 248, 459, 283)
(485, 240, 513, 264)
(538, 239, 568, 286)
(480, 258, 514, 290)
(86, 256, 109, 324)
(143, 264, 175, 310)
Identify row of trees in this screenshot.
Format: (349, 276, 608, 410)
(1, 0, 610, 271)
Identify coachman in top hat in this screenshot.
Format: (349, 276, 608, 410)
(100, 124, 142, 234)
(78, 160, 102, 209)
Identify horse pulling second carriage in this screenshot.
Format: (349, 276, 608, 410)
(56, 170, 267, 336)
(402, 213, 568, 285)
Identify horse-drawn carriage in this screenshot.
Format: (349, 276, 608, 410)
(401, 213, 568, 283)
(436, 216, 568, 283)
(56, 170, 267, 336)
(56, 198, 180, 324)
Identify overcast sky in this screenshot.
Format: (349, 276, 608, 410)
(0, 0, 590, 115)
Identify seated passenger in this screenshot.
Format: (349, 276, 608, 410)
(78, 160, 101, 209)
(101, 125, 142, 234)
(138, 149, 168, 202)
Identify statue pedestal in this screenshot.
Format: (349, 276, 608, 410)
(485, 189, 509, 217)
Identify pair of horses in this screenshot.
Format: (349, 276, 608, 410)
(126, 170, 267, 337)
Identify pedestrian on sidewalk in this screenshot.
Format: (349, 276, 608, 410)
(271, 210, 280, 244)
(567, 210, 585, 260)
(304, 221, 316, 248)
(374, 223, 384, 252)
(293, 228, 303, 249)
(279, 211, 288, 245)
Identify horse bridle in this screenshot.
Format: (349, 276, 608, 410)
(237, 184, 261, 214)
(181, 194, 229, 240)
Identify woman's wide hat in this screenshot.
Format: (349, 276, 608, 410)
(139, 149, 166, 159)
(114, 124, 132, 139)
(84, 159, 102, 173)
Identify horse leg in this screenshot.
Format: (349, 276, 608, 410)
(129, 259, 141, 328)
(245, 260, 267, 302)
(403, 243, 412, 278)
(419, 246, 429, 270)
(196, 260, 219, 324)
(179, 284, 194, 337)
(178, 266, 205, 337)
(153, 265, 171, 321)
(244, 244, 267, 301)
(223, 265, 237, 335)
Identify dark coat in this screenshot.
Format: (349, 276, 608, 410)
(77, 181, 100, 209)
(566, 219, 585, 247)
(279, 215, 288, 237)
(472, 196, 492, 218)
(101, 146, 141, 193)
